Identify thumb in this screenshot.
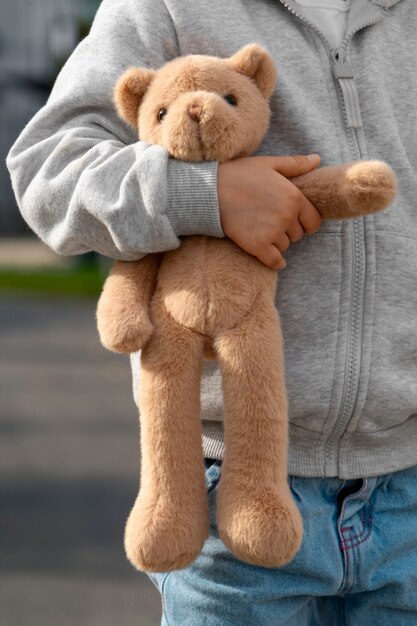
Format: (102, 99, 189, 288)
(270, 154, 320, 178)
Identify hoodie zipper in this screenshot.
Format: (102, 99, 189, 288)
(324, 12, 386, 475)
(278, 0, 385, 475)
(279, 0, 338, 54)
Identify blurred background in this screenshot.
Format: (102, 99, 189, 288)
(0, 1, 161, 624)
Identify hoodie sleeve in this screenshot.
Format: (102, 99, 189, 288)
(6, 0, 223, 260)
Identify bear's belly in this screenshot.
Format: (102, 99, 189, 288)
(156, 237, 275, 335)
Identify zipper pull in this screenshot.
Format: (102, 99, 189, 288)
(332, 60, 363, 130)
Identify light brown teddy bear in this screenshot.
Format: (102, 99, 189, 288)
(96, 44, 396, 573)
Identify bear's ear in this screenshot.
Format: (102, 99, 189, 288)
(227, 44, 276, 99)
(114, 67, 156, 127)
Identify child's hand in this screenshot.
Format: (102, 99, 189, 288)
(218, 154, 322, 270)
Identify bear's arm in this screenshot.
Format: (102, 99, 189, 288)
(97, 254, 160, 354)
(291, 161, 396, 219)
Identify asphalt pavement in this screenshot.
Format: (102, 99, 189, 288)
(0, 293, 162, 626)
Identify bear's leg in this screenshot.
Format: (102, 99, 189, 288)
(124, 296, 208, 572)
(214, 295, 303, 568)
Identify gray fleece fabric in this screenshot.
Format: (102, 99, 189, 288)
(7, 0, 417, 478)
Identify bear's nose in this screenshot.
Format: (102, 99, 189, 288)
(187, 104, 204, 122)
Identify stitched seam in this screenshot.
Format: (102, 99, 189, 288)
(340, 509, 367, 543)
(340, 510, 373, 548)
(161, 573, 172, 625)
(339, 540, 349, 594)
(337, 509, 373, 595)
(341, 527, 372, 547)
(374, 230, 417, 243)
(337, 480, 370, 593)
(309, 232, 342, 237)
(338, 493, 350, 593)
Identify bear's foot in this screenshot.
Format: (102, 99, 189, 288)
(217, 482, 303, 568)
(124, 497, 209, 572)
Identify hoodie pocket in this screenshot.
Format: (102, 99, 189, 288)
(349, 233, 417, 434)
(277, 233, 344, 432)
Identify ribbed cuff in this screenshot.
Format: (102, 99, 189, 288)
(166, 159, 224, 237)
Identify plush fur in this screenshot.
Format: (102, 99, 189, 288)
(96, 45, 397, 572)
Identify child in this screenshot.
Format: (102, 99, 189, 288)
(7, 0, 417, 623)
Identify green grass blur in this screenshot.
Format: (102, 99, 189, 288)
(0, 265, 104, 297)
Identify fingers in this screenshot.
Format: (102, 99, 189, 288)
(257, 245, 286, 271)
(299, 200, 322, 234)
(272, 248, 287, 270)
(217, 154, 322, 271)
(270, 154, 320, 178)
(286, 221, 304, 243)
(263, 218, 316, 269)
(275, 233, 290, 252)
(267, 232, 294, 270)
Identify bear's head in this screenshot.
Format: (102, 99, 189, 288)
(114, 44, 276, 162)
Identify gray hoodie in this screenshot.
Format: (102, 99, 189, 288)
(7, 0, 415, 478)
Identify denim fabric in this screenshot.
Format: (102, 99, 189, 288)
(148, 461, 417, 625)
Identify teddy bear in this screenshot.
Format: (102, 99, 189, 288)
(96, 44, 396, 573)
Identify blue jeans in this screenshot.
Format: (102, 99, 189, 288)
(148, 461, 417, 625)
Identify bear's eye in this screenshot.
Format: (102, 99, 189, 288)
(158, 108, 168, 122)
(224, 95, 237, 107)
